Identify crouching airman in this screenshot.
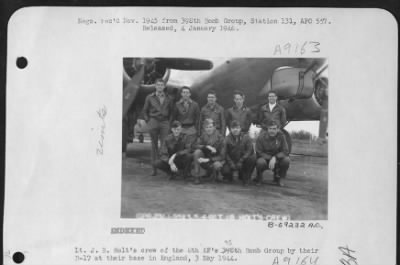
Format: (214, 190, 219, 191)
(154, 121, 194, 180)
(192, 118, 225, 184)
(255, 120, 290, 186)
(221, 120, 256, 186)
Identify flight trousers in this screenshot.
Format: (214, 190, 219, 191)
(221, 154, 256, 183)
(148, 119, 170, 169)
(192, 149, 224, 182)
(154, 153, 193, 177)
(255, 156, 290, 183)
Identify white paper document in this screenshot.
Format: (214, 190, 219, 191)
(4, 7, 397, 265)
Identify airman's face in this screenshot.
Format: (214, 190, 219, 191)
(268, 93, 277, 104)
(207, 94, 217, 105)
(231, 126, 241, 136)
(181, 89, 191, 100)
(171, 126, 182, 137)
(155, 81, 165, 93)
(233, 94, 244, 108)
(204, 123, 216, 135)
(267, 125, 279, 137)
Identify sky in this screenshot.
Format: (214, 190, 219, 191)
(284, 121, 319, 136)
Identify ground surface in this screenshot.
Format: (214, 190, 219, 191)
(121, 139, 327, 220)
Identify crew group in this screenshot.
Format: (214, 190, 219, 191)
(138, 79, 290, 186)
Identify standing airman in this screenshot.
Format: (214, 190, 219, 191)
(143, 78, 173, 176)
(225, 90, 253, 133)
(257, 90, 287, 130)
(199, 90, 226, 136)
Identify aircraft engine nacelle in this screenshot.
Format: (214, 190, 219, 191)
(270, 67, 315, 100)
(313, 77, 328, 106)
(123, 58, 170, 88)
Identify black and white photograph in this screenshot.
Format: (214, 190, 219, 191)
(121, 57, 328, 220)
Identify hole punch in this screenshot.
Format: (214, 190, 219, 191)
(12, 252, 25, 264)
(16, 57, 28, 69)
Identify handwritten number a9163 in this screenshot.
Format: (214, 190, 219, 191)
(273, 41, 320, 55)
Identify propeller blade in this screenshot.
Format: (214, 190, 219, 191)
(157, 58, 213, 70)
(123, 65, 145, 117)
